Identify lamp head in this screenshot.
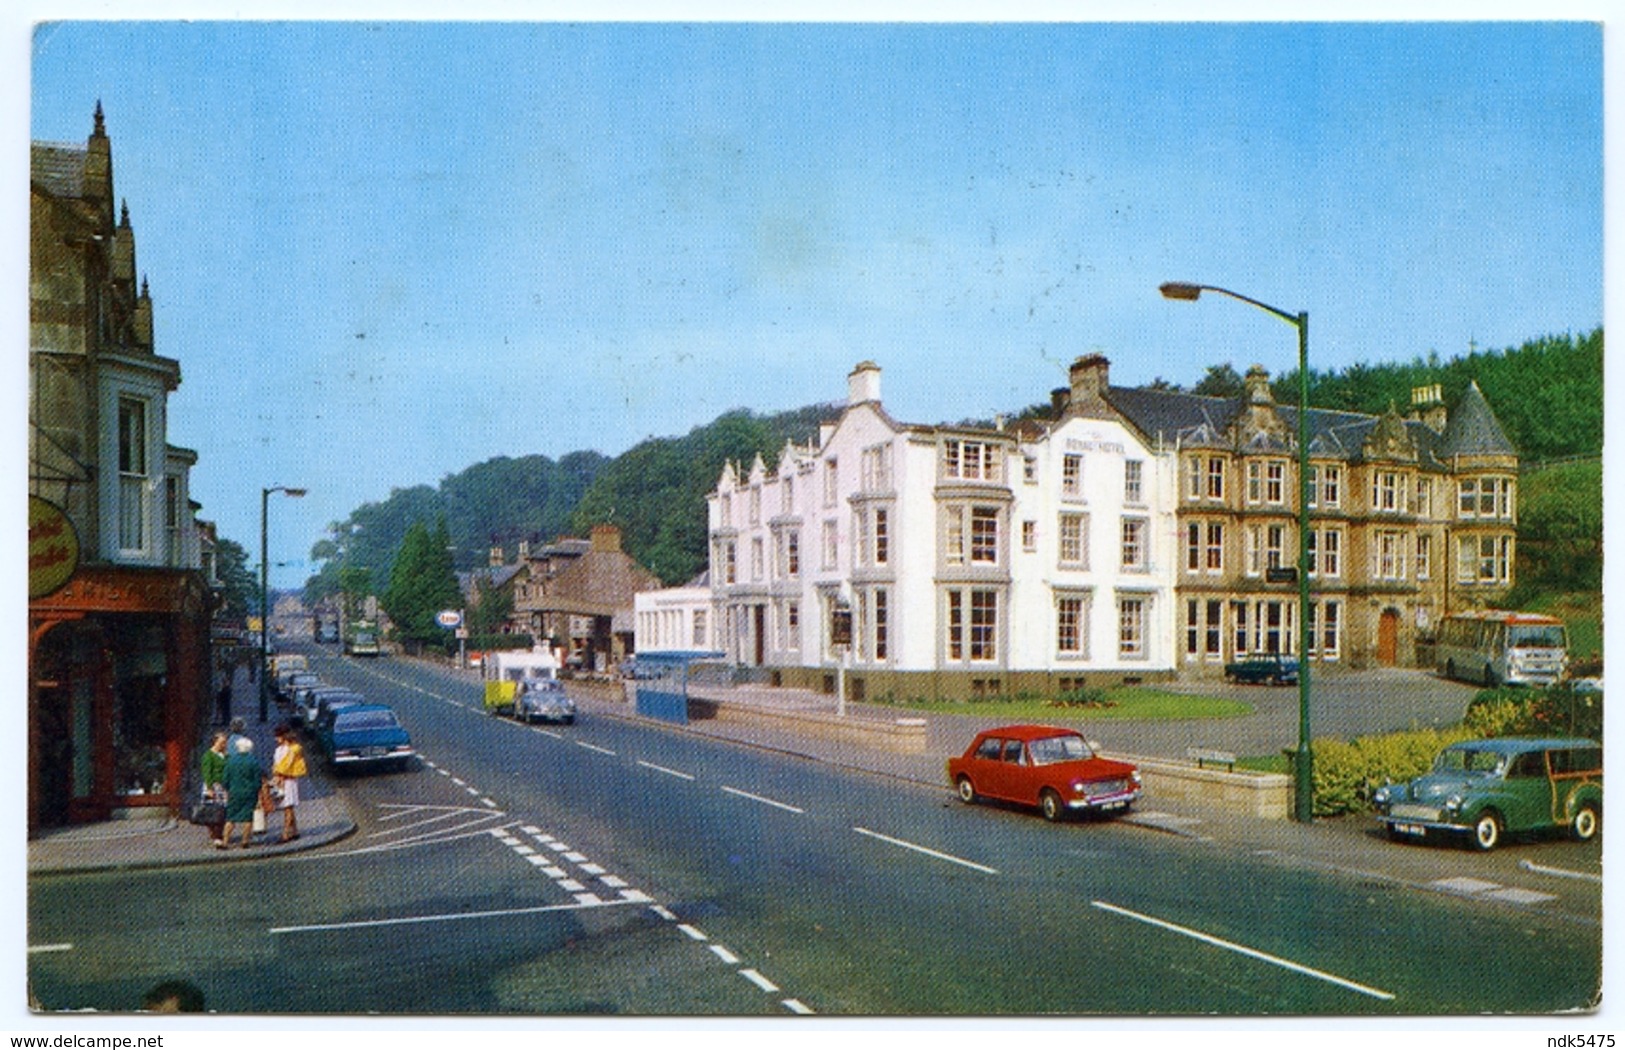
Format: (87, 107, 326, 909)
(1159, 282, 1204, 301)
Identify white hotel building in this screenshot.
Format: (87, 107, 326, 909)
(635, 357, 1178, 701)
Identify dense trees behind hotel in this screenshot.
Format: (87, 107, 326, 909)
(305, 328, 1601, 598)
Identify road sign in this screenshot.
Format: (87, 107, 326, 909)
(1265, 567, 1299, 584)
(436, 609, 463, 628)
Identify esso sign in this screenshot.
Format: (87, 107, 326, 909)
(436, 610, 463, 629)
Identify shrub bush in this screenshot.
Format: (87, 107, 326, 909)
(1048, 686, 1114, 709)
(1309, 726, 1478, 817)
(1464, 684, 1602, 740)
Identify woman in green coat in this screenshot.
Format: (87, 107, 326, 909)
(220, 737, 263, 849)
(198, 731, 228, 844)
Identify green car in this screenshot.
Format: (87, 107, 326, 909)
(1372, 737, 1601, 850)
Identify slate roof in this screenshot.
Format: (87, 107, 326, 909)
(1438, 381, 1518, 459)
(31, 143, 88, 199)
(530, 549, 663, 617)
(1101, 383, 1513, 467)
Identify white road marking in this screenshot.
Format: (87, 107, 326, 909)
(579, 863, 606, 875)
(558, 879, 586, 892)
(638, 760, 697, 781)
(576, 741, 617, 756)
(574, 893, 605, 905)
(650, 906, 677, 921)
(27, 944, 73, 954)
(536, 728, 565, 739)
(782, 998, 814, 1015)
(851, 826, 998, 875)
(677, 924, 708, 941)
(1091, 900, 1395, 1001)
(722, 785, 805, 814)
(1431, 877, 1502, 895)
(563, 852, 588, 863)
(451, 777, 467, 787)
(1521, 859, 1604, 884)
(270, 898, 642, 935)
(480, 797, 499, 808)
(1485, 887, 1559, 905)
(709, 944, 740, 964)
(618, 890, 653, 904)
(599, 875, 628, 888)
(739, 969, 779, 993)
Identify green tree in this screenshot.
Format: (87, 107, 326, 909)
(1191, 363, 1245, 398)
(212, 536, 259, 622)
(467, 576, 515, 636)
(382, 519, 461, 653)
(1513, 460, 1602, 592)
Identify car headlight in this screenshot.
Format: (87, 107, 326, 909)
(1444, 795, 1463, 813)
(1372, 786, 1390, 806)
(1131, 770, 1142, 785)
(1072, 781, 1087, 794)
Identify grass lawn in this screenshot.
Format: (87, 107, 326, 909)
(877, 686, 1253, 722)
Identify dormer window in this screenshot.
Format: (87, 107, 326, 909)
(944, 439, 999, 482)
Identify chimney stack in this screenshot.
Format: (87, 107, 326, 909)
(848, 361, 882, 406)
(590, 524, 623, 553)
(1411, 384, 1447, 433)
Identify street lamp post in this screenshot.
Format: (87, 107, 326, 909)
(1160, 282, 1314, 823)
(260, 485, 307, 722)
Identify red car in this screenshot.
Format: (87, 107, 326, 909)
(946, 725, 1142, 822)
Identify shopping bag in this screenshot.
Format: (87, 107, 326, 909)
(252, 807, 266, 833)
(188, 801, 225, 826)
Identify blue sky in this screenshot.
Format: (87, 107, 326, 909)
(23, 15, 1604, 588)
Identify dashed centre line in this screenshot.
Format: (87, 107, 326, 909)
(1091, 899, 1395, 1001)
(852, 826, 998, 875)
(638, 759, 697, 781)
(721, 785, 805, 814)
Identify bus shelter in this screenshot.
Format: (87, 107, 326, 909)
(628, 650, 725, 725)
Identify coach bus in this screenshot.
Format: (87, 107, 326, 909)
(1436, 610, 1568, 687)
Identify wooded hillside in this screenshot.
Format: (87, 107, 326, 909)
(307, 328, 1601, 594)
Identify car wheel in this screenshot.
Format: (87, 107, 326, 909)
(955, 776, 977, 805)
(1445, 659, 1457, 681)
(1483, 665, 1498, 688)
(1571, 803, 1600, 842)
(1039, 789, 1065, 823)
(1472, 811, 1503, 851)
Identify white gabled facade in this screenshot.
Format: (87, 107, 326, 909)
(680, 357, 1177, 701)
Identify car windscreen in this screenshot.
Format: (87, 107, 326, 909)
(1028, 734, 1094, 765)
(1434, 748, 1507, 776)
(1508, 624, 1566, 648)
(334, 710, 400, 732)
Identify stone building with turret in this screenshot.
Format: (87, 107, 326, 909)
(29, 105, 213, 829)
(1093, 359, 1519, 674)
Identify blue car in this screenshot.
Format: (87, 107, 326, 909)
(320, 703, 415, 773)
(1224, 654, 1300, 686)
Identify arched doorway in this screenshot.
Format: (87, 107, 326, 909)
(1376, 608, 1401, 666)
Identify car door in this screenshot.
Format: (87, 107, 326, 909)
(999, 738, 1036, 806)
(968, 737, 1008, 800)
(1499, 749, 1554, 832)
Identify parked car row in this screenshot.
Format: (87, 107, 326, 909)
(279, 674, 415, 775)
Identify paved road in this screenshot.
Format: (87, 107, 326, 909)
(27, 647, 1601, 1016)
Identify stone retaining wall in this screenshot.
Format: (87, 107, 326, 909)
(1125, 755, 1291, 820)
